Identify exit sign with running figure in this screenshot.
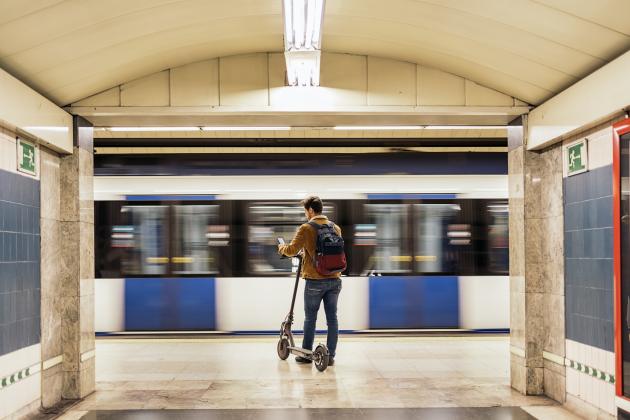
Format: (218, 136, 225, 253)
(565, 138, 588, 177)
(16, 138, 38, 176)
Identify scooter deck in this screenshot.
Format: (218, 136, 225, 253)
(288, 346, 313, 357)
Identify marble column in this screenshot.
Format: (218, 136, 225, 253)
(509, 116, 544, 395)
(40, 148, 64, 408)
(539, 144, 566, 403)
(509, 116, 566, 399)
(60, 116, 95, 399)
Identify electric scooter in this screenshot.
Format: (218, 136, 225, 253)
(276, 238, 329, 372)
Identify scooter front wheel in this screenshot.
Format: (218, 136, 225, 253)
(277, 338, 290, 360)
(313, 345, 329, 372)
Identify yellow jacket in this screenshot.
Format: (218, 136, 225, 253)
(278, 215, 342, 279)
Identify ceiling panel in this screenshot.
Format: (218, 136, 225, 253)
(532, 0, 630, 36)
(0, 0, 64, 26)
(0, 0, 627, 106)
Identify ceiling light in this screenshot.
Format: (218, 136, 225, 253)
(283, 0, 325, 86)
(334, 126, 424, 130)
(201, 126, 291, 131)
(333, 125, 506, 130)
(107, 127, 200, 132)
(284, 51, 321, 87)
(424, 125, 505, 130)
(284, 0, 323, 51)
(98, 127, 292, 132)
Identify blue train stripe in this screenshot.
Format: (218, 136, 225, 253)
(366, 193, 457, 200)
(125, 278, 216, 331)
(369, 276, 459, 328)
(124, 194, 216, 201)
(96, 329, 508, 336)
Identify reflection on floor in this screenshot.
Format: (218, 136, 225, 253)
(79, 407, 536, 419)
(56, 336, 580, 419)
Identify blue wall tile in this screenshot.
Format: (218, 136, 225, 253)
(0, 168, 41, 357)
(564, 165, 614, 352)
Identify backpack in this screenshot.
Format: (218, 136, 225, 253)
(308, 221, 347, 276)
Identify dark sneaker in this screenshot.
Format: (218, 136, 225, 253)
(328, 356, 335, 366)
(295, 356, 312, 364)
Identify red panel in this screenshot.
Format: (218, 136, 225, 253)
(613, 118, 630, 397)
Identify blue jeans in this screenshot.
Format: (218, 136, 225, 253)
(302, 278, 342, 357)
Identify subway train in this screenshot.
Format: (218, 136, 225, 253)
(93, 152, 509, 333)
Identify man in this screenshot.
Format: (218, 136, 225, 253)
(277, 196, 342, 366)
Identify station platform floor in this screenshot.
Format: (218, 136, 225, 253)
(56, 336, 581, 420)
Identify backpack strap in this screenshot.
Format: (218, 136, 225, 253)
(308, 221, 334, 230)
(307, 221, 322, 230)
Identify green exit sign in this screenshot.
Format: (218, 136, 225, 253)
(16, 138, 38, 176)
(565, 139, 588, 176)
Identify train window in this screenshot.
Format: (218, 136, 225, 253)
(247, 202, 335, 274)
(172, 205, 224, 275)
(414, 203, 459, 273)
(487, 202, 509, 274)
(120, 205, 168, 276)
(362, 203, 411, 274)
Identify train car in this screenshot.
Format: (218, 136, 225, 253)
(93, 151, 509, 334)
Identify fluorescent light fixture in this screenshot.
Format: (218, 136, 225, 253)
(98, 127, 292, 132)
(333, 125, 506, 130)
(424, 125, 505, 130)
(284, 50, 321, 87)
(283, 0, 325, 86)
(107, 127, 200, 132)
(334, 126, 423, 131)
(201, 126, 291, 131)
(284, 0, 323, 50)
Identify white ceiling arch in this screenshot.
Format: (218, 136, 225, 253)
(0, 0, 628, 106)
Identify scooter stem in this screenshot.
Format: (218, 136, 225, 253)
(288, 254, 303, 317)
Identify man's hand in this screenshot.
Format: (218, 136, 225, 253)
(277, 244, 284, 255)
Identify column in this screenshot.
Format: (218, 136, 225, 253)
(40, 147, 64, 407)
(508, 116, 544, 394)
(60, 116, 95, 399)
(508, 116, 566, 398)
(539, 144, 566, 403)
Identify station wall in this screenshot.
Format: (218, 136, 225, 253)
(562, 123, 618, 416)
(0, 123, 75, 417)
(0, 126, 43, 418)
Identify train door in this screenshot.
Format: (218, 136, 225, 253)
(614, 118, 630, 400)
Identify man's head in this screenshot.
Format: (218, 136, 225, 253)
(301, 196, 323, 220)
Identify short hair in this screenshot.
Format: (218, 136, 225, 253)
(301, 196, 323, 214)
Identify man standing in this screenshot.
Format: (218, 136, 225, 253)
(277, 196, 342, 366)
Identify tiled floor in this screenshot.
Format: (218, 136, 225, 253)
(77, 407, 537, 419)
(57, 336, 580, 419)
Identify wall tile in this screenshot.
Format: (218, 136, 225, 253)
(0, 168, 41, 357)
(79, 292, 94, 354)
(40, 149, 61, 221)
(545, 293, 565, 355)
(564, 165, 614, 352)
(41, 363, 63, 408)
(219, 54, 269, 106)
(41, 296, 62, 361)
(543, 364, 566, 403)
(367, 57, 416, 106)
(40, 218, 61, 299)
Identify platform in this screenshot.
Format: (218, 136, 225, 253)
(55, 336, 580, 419)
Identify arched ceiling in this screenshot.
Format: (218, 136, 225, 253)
(1, 0, 628, 107)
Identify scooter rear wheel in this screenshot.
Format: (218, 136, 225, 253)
(313, 345, 329, 372)
(277, 338, 290, 360)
